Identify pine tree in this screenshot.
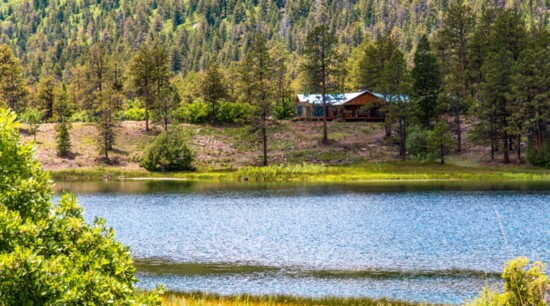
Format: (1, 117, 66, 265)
(427, 120, 455, 164)
(129, 42, 155, 132)
(302, 24, 342, 145)
(200, 61, 227, 124)
(478, 50, 514, 163)
(0, 45, 26, 113)
(269, 41, 293, 119)
(380, 49, 412, 159)
(86, 45, 121, 161)
(242, 33, 275, 166)
(511, 41, 550, 163)
(53, 84, 73, 158)
(56, 119, 71, 157)
(436, 4, 475, 152)
(35, 75, 57, 121)
(412, 35, 440, 128)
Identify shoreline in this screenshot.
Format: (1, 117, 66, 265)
(47, 162, 550, 183)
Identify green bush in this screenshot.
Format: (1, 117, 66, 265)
(70, 110, 95, 122)
(406, 126, 429, 160)
(466, 257, 549, 306)
(217, 101, 254, 124)
(118, 99, 147, 121)
(0, 108, 161, 304)
(141, 127, 195, 172)
(175, 100, 253, 124)
(119, 107, 146, 121)
(526, 143, 550, 168)
(174, 100, 210, 123)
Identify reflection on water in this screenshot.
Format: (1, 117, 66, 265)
(54, 180, 550, 305)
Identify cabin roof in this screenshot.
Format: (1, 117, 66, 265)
(296, 90, 409, 105)
(296, 91, 370, 105)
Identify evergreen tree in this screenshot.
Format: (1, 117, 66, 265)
(302, 24, 341, 145)
(86, 45, 121, 161)
(0, 45, 26, 113)
(242, 33, 275, 166)
(56, 119, 71, 157)
(155, 82, 180, 131)
(379, 49, 412, 159)
(20, 107, 42, 142)
(412, 35, 440, 128)
(427, 120, 455, 164)
(269, 41, 293, 119)
(129, 42, 155, 132)
(35, 75, 56, 121)
(436, 4, 475, 152)
(53, 84, 72, 158)
(478, 50, 514, 163)
(511, 41, 550, 163)
(200, 61, 227, 124)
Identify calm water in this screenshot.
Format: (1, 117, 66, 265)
(55, 180, 550, 305)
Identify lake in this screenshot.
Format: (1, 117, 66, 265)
(54, 180, 550, 305)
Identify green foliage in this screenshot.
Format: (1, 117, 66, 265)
(406, 127, 428, 160)
(412, 35, 440, 128)
(427, 121, 455, 164)
(20, 107, 42, 142)
(200, 61, 228, 124)
(175, 101, 211, 124)
(141, 127, 195, 172)
(56, 120, 71, 158)
(466, 257, 549, 306)
(302, 25, 343, 145)
(0, 108, 161, 304)
(217, 102, 254, 124)
(0, 45, 26, 112)
(526, 143, 550, 168)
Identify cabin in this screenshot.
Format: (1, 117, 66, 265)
(294, 91, 385, 121)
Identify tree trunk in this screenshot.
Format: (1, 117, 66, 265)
(145, 99, 150, 132)
(503, 131, 510, 164)
(455, 101, 462, 152)
(262, 123, 268, 166)
(399, 117, 407, 160)
(516, 135, 521, 164)
(322, 86, 329, 145)
(440, 140, 445, 164)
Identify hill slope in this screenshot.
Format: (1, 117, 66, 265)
(0, 0, 547, 80)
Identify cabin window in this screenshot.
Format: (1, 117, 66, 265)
(297, 106, 303, 117)
(313, 105, 324, 117)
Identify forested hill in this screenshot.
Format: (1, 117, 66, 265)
(0, 0, 547, 79)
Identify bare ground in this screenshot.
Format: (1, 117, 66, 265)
(20, 120, 527, 171)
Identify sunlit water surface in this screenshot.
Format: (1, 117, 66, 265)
(55, 181, 550, 305)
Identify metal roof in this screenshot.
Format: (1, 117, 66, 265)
(296, 91, 368, 105)
(297, 90, 409, 105)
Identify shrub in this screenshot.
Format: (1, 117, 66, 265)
(0, 108, 161, 304)
(466, 257, 549, 306)
(406, 126, 429, 160)
(526, 143, 550, 168)
(174, 100, 210, 123)
(70, 110, 95, 122)
(216, 101, 254, 124)
(119, 107, 146, 121)
(141, 127, 195, 172)
(20, 107, 42, 142)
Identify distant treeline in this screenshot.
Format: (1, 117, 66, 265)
(0, 1, 548, 166)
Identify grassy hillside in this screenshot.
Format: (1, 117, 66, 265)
(20, 120, 550, 182)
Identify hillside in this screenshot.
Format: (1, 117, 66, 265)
(20, 119, 526, 172)
(0, 0, 547, 79)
